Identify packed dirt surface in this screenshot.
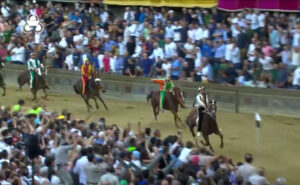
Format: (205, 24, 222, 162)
(1, 86, 299, 184)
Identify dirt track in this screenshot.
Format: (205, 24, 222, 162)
(0, 85, 299, 184)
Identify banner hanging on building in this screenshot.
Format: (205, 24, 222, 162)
(218, 0, 300, 12)
(104, 0, 217, 8)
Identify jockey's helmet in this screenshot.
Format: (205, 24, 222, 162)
(198, 86, 205, 91)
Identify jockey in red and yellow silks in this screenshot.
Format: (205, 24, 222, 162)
(152, 76, 174, 112)
(81, 59, 95, 94)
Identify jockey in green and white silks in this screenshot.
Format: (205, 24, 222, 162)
(27, 53, 41, 89)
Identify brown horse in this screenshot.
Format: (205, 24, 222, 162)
(147, 87, 185, 128)
(186, 100, 223, 151)
(31, 74, 49, 101)
(17, 65, 49, 101)
(73, 73, 108, 112)
(17, 64, 47, 91)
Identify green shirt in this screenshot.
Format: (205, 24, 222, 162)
(164, 81, 174, 91)
(13, 104, 21, 112)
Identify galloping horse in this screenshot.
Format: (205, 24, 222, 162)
(17, 64, 47, 91)
(17, 64, 49, 101)
(186, 100, 223, 151)
(73, 73, 108, 112)
(0, 60, 6, 96)
(147, 87, 185, 128)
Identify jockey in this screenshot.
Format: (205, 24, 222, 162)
(151, 76, 174, 112)
(27, 53, 41, 89)
(81, 59, 95, 94)
(193, 86, 209, 136)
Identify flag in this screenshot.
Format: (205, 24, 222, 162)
(255, 112, 262, 128)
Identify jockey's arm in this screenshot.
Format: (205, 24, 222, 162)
(151, 79, 164, 84)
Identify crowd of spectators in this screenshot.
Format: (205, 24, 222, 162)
(0, 1, 300, 89)
(0, 99, 287, 185)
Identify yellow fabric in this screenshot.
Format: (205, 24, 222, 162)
(81, 64, 95, 79)
(104, 0, 217, 7)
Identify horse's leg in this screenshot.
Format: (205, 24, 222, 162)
(97, 95, 108, 110)
(189, 124, 195, 138)
(215, 130, 224, 148)
(174, 113, 185, 129)
(2, 86, 5, 96)
(202, 134, 214, 152)
(92, 97, 99, 109)
(32, 89, 37, 101)
(153, 106, 157, 120)
(172, 112, 179, 128)
(43, 88, 47, 99)
(81, 95, 92, 111)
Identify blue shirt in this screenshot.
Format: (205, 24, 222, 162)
(139, 13, 147, 23)
(214, 44, 226, 58)
(104, 40, 116, 52)
(92, 56, 99, 69)
(142, 59, 153, 75)
(202, 44, 214, 58)
(172, 59, 182, 77)
(115, 57, 124, 70)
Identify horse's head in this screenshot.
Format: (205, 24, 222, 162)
(173, 87, 185, 106)
(40, 64, 47, 77)
(93, 74, 106, 93)
(208, 99, 217, 112)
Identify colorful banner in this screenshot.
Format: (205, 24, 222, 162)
(218, 0, 300, 12)
(104, 0, 218, 8)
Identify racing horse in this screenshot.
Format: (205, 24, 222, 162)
(186, 100, 223, 151)
(73, 73, 108, 112)
(17, 64, 48, 91)
(0, 60, 6, 96)
(17, 64, 49, 101)
(147, 87, 185, 128)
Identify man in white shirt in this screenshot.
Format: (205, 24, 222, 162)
(195, 23, 203, 44)
(11, 43, 25, 64)
(248, 167, 270, 185)
(123, 7, 135, 23)
(99, 8, 109, 23)
(162, 60, 172, 77)
(250, 11, 259, 30)
(73, 149, 89, 185)
(164, 38, 177, 60)
(64, 51, 74, 70)
(1, 2, 10, 18)
(237, 153, 256, 185)
(165, 21, 174, 39)
(225, 39, 234, 61)
(292, 65, 300, 89)
(259, 53, 273, 71)
(149, 42, 164, 63)
(153, 10, 165, 27)
(247, 38, 257, 62)
(175, 141, 194, 168)
(172, 21, 182, 42)
(230, 42, 241, 68)
(187, 24, 196, 43)
(258, 12, 266, 29)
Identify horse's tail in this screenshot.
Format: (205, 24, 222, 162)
(17, 73, 22, 85)
(146, 91, 153, 102)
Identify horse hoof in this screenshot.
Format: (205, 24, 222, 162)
(2, 94, 5, 96)
(220, 143, 224, 148)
